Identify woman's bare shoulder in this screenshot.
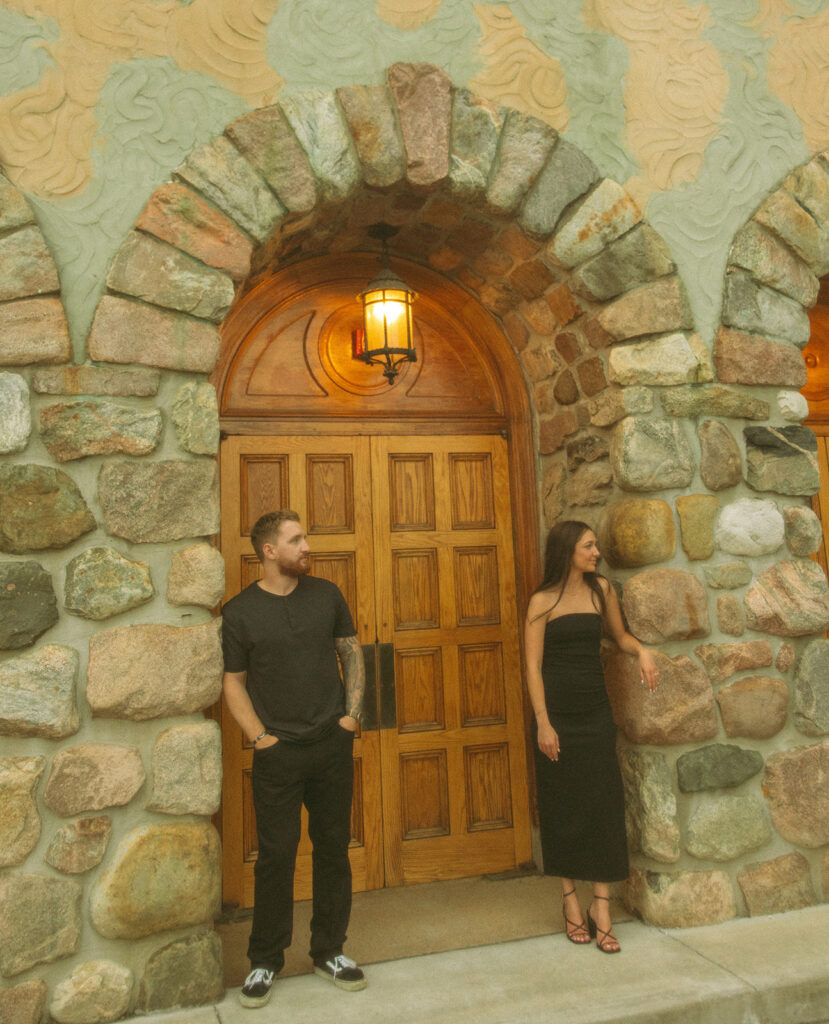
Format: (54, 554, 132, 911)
(527, 588, 558, 619)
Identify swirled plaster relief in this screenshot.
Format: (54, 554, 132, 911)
(0, 8, 58, 96)
(377, 0, 443, 31)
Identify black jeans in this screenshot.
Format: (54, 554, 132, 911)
(247, 723, 355, 972)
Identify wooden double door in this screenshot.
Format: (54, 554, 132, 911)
(220, 432, 532, 907)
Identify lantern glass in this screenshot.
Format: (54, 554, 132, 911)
(362, 286, 413, 354)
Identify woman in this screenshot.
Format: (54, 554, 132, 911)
(524, 521, 659, 953)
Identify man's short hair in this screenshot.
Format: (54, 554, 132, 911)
(250, 510, 301, 563)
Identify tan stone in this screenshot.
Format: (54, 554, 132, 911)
(0, 297, 71, 366)
(587, 386, 653, 427)
(147, 722, 222, 816)
(675, 494, 719, 561)
(624, 868, 735, 928)
(0, 757, 46, 868)
(550, 179, 641, 268)
(695, 641, 774, 684)
(46, 816, 112, 874)
(50, 960, 133, 1024)
(608, 332, 707, 386)
(597, 498, 675, 568)
(596, 277, 691, 342)
(0, 225, 60, 302)
(0, 873, 82, 976)
(716, 593, 744, 636)
(738, 852, 816, 916)
(337, 84, 407, 189)
(90, 822, 221, 939)
(31, 365, 161, 397)
(40, 401, 162, 462)
(606, 650, 718, 745)
(621, 569, 710, 643)
(777, 642, 796, 672)
(713, 327, 807, 387)
(388, 62, 451, 187)
(538, 411, 579, 454)
(699, 420, 742, 491)
(87, 620, 223, 721)
(44, 744, 145, 817)
(0, 979, 47, 1024)
(717, 677, 789, 739)
(763, 740, 829, 847)
(744, 560, 829, 637)
(167, 543, 225, 608)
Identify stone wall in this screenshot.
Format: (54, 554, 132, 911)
(1, 61, 828, 1021)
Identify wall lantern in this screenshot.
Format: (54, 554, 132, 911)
(353, 223, 417, 383)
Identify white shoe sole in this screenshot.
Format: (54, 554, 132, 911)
(313, 966, 367, 991)
(239, 987, 273, 1008)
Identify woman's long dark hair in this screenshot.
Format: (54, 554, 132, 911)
(530, 520, 607, 621)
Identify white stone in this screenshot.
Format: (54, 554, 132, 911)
(0, 372, 31, 453)
(716, 498, 785, 556)
(608, 333, 704, 386)
(778, 389, 809, 422)
(50, 960, 133, 1024)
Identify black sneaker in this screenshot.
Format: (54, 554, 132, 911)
(239, 967, 275, 1008)
(313, 953, 367, 991)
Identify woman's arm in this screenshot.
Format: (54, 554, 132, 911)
(600, 580, 660, 691)
(524, 593, 560, 760)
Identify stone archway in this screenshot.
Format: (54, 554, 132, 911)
(4, 60, 829, 1022)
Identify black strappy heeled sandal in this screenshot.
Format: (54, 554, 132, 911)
(587, 895, 621, 953)
(561, 887, 591, 945)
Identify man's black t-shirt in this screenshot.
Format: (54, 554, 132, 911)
(221, 576, 356, 743)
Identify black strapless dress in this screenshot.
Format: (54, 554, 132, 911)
(533, 613, 628, 882)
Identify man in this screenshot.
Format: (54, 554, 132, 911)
(221, 509, 367, 1008)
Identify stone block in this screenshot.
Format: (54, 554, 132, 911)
(0, 756, 45, 868)
(621, 569, 709, 643)
(717, 593, 744, 636)
(566, 460, 612, 507)
(704, 561, 753, 590)
(716, 675, 790, 739)
(777, 642, 796, 673)
(699, 420, 742, 492)
(686, 793, 772, 861)
(597, 498, 675, 568)
(388, 62, 451, 188)
(39, 400, 162, 462)
(0, 372, 31, 454)
(485, 110, 557, 215)
(587, 386, 652, 427)
(784, 505, 823, 556)
(167, 543, 225, 608)
(337, 84, 406, 189)
(90, 822, 221, 939)
(778, 389, 809, 422)
(136, 182, 253, 278)
(31, 365, 161, 397)
(50, 960, 133, 1024)
(576, 356, 607, 397)
(0, 873, 82, 976)
(147, 721, 222, 816)
(448, 89, 503, 197)
(0, 297, 71, 366)
(172, 382, 219, 455)
(722, 269, 811, 347)
(716, 497, 784, 556)
(542, 460, 566, 526)
(0, 174, 35, 230)
(137, 931, 223, 1013)
(226, 105, 318, 212)
(738, 852, 816, 916)
(676, 743, 764, 793)
(713, 327, 807, 387)
(550, 179, 641, 268)
(44, 744, 145, 817)
(106, 232, 235, 323)
(783, 159, 829, 232)
(64, 546, 153, 620)
(176, 135, 284, 242)
(87, 296, 220, 373)
(763, 740, 829, 847)
(745, 425, 820, 496)
(280, 89, 361, 202)
(608, 332, 708, 386)
(624, 868, 735, 928)
(46, 817, 112, 875)
(0, 561, 58, 649)
(0, 645, 79, 739)
(729, 220, 819, 307)
(611, 416, 695, 492)
(538, 411, 579, 454)
(572, 224, 674, 302)
(509, 259, 556, 302)
(519, 139, 598, 237)
(552, 368, 578, 405)
(676, 494, 719, 561)
(755, 188, 829, 276)
(606, 649, 717, 745)
(0, 226, 59, 302)
(660, 385, 769, 420)
(87, 620, 223, 721)
(744, 559, 829, 637)
(596, 277, 691, 342)
(0, 979, 47, 1024)
(694, 641, 773, 684)
(98, 460, 219, 544)
(618, 748, 679, 863)
(793, 639, 829, 736)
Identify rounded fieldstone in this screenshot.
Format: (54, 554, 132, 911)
(704, 561, 753, 590)
(793, 639, 829, 736)
(597, 498, 675, 568)
(45, 816, 112, 875)
(0, 979, 47, 1024)
(738, 852, 816, 916)
(716, 675, 789, 739)
(676, 743, 764, 793)
(777, 389, 809, 422)
(44, 744, 145, 817)
(171, 382, 220, 455)
(784, 505, 823, 556)
(611, 416, 695, 492)
(147, 721, 222, 816)
(0, 372, 31, 454)
(624, 867, 735, 927)
(50, 960, 133, 1024)
(716, 593, 744, 636)
(777, 642, 796, 672)
(621, 568, 710, 643)
(39, 400, 162, 462)
(0, 644, 79, 739)
(167, 543, 226, 608)
(716, 498, 784, 556)
(744, 425, 820, 496)
(137, 931, 224, 1013)
(744, 560, 829, 637)
(695, 640, 773, 684)
(0, 756, 46, 868)
(686, 793, 772, 861)
(0, 561, 58, 650)
(676, 494, 719, 560)
(0, 872, 82, 976)
(0, 464, 95, 553)
(763, 740, 829, 848)
(618, 748, 679, 863)
(64, 546, 153, 620)
(90, 821, 221, 939)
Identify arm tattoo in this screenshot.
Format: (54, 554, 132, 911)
(335, 635, 365, 719)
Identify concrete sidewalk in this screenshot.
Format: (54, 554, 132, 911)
(148, 904, 829, 1024)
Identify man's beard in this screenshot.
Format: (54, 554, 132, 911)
(278, 556, 311, 578)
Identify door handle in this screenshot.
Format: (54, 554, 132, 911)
(360, 643, 379, 731)
(378, 643, 396, 730)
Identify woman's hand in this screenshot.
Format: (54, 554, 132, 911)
(537, 720, 560, 761)
(639, 648, 660, 692)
